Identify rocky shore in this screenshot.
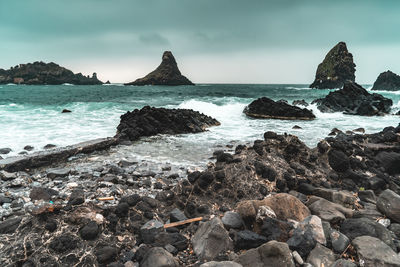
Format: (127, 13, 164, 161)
(0, 62, 103, 85)
(1, 110, 400, 266)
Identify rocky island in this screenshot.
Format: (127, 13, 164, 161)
(0, 61, 103, 85)
(244, 97, 315, 120)
(124, 51, 194, 86)
(372, 70, 400, 91)
(313, 82, 392, 116)
(310, 42, 356, 89)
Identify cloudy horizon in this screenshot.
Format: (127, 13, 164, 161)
(1, 0, 399, 84)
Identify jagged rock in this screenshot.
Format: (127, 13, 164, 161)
(0, 62, 102, 85)
(352, 236, 400, 267)
(292, 99, 309, 107)
(310, 42, 356, 89)
(376, 189, 400, 223)
(237, 241, 295, 267)
(375, 152, 400, 174)
(328, 149, 350, 172)
(306, 243, 337, 267)
(153, 232, 188, 251)
(62, 109, 72, 113)
(68, 188, 85, 206)
(116, 106, 220, 141)
(312, 82, 392, 115)
(140, 247, 179, 267)
(372, 70, 400, 91)
(192, 217, 233, 261)
(243, 97, 315, 120)
(125, 51, 194, 86)
(169, 208, 187, 222)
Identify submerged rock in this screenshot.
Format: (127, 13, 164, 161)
(312, 82, 392, 115)
(0, 61, 103, 85)
(310, 41, 356, 89)
(243, 97, 315, 120)
(372, 70, 400, 91)
(125, 51, 194, 86)
(116, 106, 220, 141)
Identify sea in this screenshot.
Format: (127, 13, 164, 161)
(1, 84, 399, 166)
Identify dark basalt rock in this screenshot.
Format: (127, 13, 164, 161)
(116, 106, 220, 141)
(243, 97, 315, 120)
(312, 82, 392, 115)
(372, 70, 400, 91)
(310, 42, 356, 89)
(0, 61, 103, 85)
(125, 51, 194, 86)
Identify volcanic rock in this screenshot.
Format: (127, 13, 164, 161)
(125, 51, 194, 86)
(372, 70, 400, 91)
(313, 82, 392, 115)
(243, 97, 315, 120)
(310, 42, 356, 89)
(0, 61, 103, 85)
(116, 106, 220, 141)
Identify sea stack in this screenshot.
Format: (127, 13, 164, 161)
(125, 51, 194, 86)
(372, 70, 400, 91)
(310, 42, 356, 89)
(0, 62, 103, 85)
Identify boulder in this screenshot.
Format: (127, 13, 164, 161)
(330, 230, 350, 253)
(222, 211, 244, 229)
(192, 217, 233, 261)
(376, 189, 400, 223)
(306, 243, 337, 267)
(0, 61, 102, 85)
(116, 106, 220, 141)
(140, 247, 179, 267)
(237, 241, 295, 267)
(140, 219, 164, 244)
(307, 196, 353, 224)
(313, 82, 392, 115)
(310, 41, 356, 89)
(352, 236, 400, 267)
(125, 51, 194, 86)
(372, 70, 400, 91)
(243, 97, 315, 120)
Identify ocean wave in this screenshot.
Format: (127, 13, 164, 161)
(367, 89, 400, 95)
(285, 86, 312, 90)
(62, 83, 74, 86)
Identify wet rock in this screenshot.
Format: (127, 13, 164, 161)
(377, 189, 400, 223)
(306, 243, 337, 267)
(328, 149, 349, 172)
(95, 246, 117, 264)
(310, 42, 356, 89)
(116, 106, 220, 141)
(140, 247, 179, 267)
(313, 82, 392, 115)
(68, 188, 85, 206)
(0, 217, 22, 234)
(243, 97, 315, 120)
(29, 187, 59, 201)
(169, 208, 187, 222)
(79, 221, 99, 240)
(372, 70, 400, 91)
(222, 211, 244, 229)
(0, 148, 12, 154)
(352, 236, 400, 267)
(125, 51, 194, 86)
(307, 196, 353, 224)
(292, 125, 302, 129)
(234, 230, 268, 250)
(340, 217, 395, 250)
(192, 217, 233, 261)
(237, 241, 295, 267)
(49, 234, 78, 253)
(200, 261, 242, 267)
(47, 168, 70, 179)
(24, 145, 34, 151)
(62, 109, 72, 113)
(140, 219, 164, 244)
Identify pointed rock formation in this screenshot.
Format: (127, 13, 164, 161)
(125, 51, 194, 86)
(312, 82, 392, 116)
(372, 70, 400, 91)
(0, 62, 103, 85)
(310, 42, 356, 89)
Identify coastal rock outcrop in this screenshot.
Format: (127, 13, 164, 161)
(372, 70, 400, 91)
(0, 62, 103, 85)
(125, 51, 194, 86)
(243, 97, 315, 120)
(310, 42, 356, 89)
(116, 106, 220, 141)
(312, 82, 392, 115)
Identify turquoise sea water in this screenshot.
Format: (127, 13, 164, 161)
(1, 84, 399, 163)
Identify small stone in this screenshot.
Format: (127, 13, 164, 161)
(292, 251, 304, 265)
(80, 221, 99, 240)
(29, 187, 59, 201)
(169, 208, 187, 222)
(140, 219, 164, 244)
(378, 218, 391, 228)
(0, 170, 17, 181)
(95, 246, 117, 264)
(115, 202, 130, 218)
(24, 145, 34, 151)
(140, 247, 179, 267)
(222, 211, 243, 229)
(234, 230, 268, 250)
(331, 259, 357, 267)
(47, 168, 70, 179)
(306, 243, 337, 267)
(200, 261, 242, 267)
(330, 230, 350, 253)
(68, 188, 85, 206)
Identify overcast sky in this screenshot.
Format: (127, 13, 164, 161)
(0, 0, 399, 84)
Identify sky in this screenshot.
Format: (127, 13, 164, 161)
(0, 0, 399, 84)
